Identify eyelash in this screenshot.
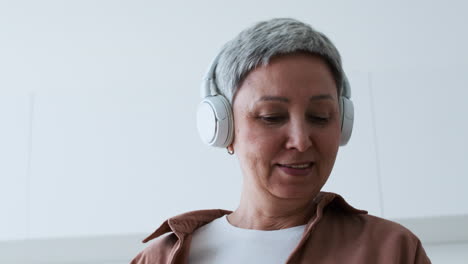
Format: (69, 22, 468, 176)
(259, 115, 330, 125)
(260, 116, 286, 124)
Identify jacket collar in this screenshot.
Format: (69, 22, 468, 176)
(142, 192, 367, 243)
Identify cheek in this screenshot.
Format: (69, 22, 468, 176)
(233, 119, 281, 180)
(314, 127, 340, 171)
(236, 128, 274, 165)
(233, 111, 277, 152)
(236, 141, 273, 190)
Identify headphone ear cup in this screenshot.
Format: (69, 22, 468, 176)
(339, 96, 354, 146)
(196, 95, 234, 148)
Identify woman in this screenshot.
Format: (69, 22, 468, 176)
(131, 18, 431, 264)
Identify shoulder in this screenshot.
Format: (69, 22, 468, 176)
(130, 209, 232, 264)
(320, 192, 420, 243)
(319, 197, 430, 263)
(323, 197, 421, 245)
(130, 233, 178, 264)
(357, 214, 421, 245)
(355, 214, 430, 263)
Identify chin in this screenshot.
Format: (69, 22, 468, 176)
(270, 185, 320, 201)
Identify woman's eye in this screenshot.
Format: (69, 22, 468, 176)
(259, 115, 286, 124)
(308, 115, 330, 124)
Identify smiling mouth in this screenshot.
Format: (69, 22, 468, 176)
(277, 162, 314, 169)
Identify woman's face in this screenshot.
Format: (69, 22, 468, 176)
(231, 53, 341, 201)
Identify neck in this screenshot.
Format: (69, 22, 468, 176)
(227, 183, 316, 230)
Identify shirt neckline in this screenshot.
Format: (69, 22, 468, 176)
(220, 215, 307, 234)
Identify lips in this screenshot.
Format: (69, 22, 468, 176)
(277, 162, 315, 176)
(278, 162, 313, 169)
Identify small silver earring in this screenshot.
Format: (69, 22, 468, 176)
(227, 147, 234, 155)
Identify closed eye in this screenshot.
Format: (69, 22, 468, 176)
(257, 115, 331, 125)
(308, 115, 330, 124)
(259, 115, 287, 124)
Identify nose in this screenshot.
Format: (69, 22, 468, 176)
(284, 118, 313, 152)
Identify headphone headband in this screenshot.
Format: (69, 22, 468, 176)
(200, 52, 223, 98)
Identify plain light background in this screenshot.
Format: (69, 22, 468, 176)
(1, 0, 467, 263)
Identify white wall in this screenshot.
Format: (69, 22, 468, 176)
(425, 242, 468, 264)
(1, 0, 467, 262)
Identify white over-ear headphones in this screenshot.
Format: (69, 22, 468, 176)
(196, 53, 354, 148)
(196, 53, 234, 148)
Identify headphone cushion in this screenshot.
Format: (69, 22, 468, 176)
(196, 95, 234, 148)
(340, 96, 354, 146)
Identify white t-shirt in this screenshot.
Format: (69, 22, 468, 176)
(188, 215, 306, 264)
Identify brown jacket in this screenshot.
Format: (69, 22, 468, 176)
(131, 192, 431, 264)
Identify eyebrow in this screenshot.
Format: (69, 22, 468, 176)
(258, 94, 335, 103)
(309, 94, 335, 101)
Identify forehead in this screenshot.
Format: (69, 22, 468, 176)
(234, 54, 338, 105)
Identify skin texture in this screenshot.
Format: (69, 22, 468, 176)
(227, 53, 342, 230)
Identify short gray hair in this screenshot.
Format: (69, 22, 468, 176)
(214, 18, 345, 103)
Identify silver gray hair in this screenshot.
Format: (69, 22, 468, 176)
(214, 18, 345, 103)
